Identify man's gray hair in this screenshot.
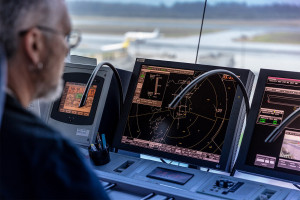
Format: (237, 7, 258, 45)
(0, 0, 51, 59)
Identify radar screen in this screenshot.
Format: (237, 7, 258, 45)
(59, 82, 97, 116)
(122, 65, 238, 164)
(246, 76, 300, 174)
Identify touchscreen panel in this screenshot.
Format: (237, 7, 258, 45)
(59, 82, 97, 116)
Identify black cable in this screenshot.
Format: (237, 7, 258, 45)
(195, 0, 208, 64)
(265, 107, 300, 143)
(78, 62, 123, 153)
(79, 62, 124, 115)
(293, 184, 300, 190)
(160, 158, 174, 165)
(230, 167, 236, 177)
(169, 69, 250, 116)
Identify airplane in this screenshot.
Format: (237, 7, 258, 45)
(99, 39, 130, 52)
(124, 28, 160, 42)
(76, 29, 160, 61)
(96, 39, 130, 61)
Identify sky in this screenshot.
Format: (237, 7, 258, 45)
(66, 0, 300, 6)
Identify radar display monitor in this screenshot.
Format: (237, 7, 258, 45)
(237, 69, 300, 184)
(114, 58, 254, 171)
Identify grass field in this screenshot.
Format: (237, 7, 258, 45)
(241, 32, 300, 45)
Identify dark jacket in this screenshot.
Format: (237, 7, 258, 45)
(0, 94, 110, 199)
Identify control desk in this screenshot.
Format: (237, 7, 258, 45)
(92, 60, 300, 199)
(91, 152, 300, 200)
(43, 57, 300, 199)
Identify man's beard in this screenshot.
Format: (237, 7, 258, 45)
(39, 78, 64, 103)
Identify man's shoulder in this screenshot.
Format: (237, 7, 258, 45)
(2, 95, 61, 139)
(0, 96, 110, 199)
(1, 95, 82, 168)
(0, 95, 74, 159)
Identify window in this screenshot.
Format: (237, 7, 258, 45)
(66, 0, 300, 74)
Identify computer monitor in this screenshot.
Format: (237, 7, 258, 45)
(45, 62, 114, 146)
(114, 58, 254, 171)
(237, 69, 300, 184)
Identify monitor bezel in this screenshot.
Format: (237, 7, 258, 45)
(114, 58, 252, 171)
(236, 68, 300, 184)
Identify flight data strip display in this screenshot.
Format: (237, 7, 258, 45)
(247, 76, 300, 174)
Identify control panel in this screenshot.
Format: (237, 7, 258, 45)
(196, 175, 289, 200)
(89, 152, 300, 200)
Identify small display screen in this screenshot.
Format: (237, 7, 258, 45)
(147, 167, 194, 185)
(59, 82, 97, 116)
(246, 76, 300, 175)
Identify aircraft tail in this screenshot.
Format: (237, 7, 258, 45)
(122, 39, 131, 49)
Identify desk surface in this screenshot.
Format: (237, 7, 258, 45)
(79, 148, 300, 200)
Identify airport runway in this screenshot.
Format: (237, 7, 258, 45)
(72, 29, 300, 74)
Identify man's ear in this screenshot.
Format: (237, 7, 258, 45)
(22, 28, 44, 67)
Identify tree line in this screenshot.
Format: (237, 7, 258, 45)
(66, 2, 300, 19)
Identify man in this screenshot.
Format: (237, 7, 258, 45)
(0, 0, 110, 199)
